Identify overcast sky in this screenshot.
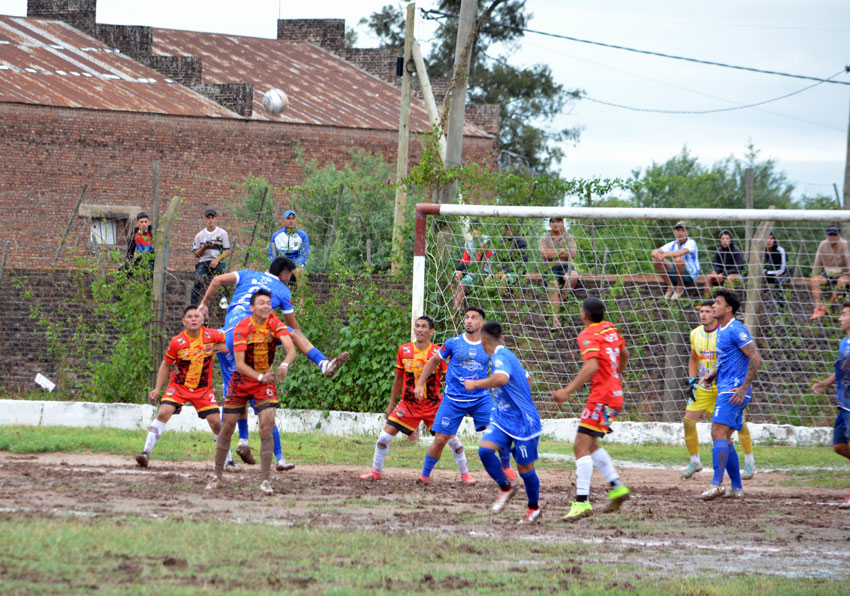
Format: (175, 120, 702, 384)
(2, 0, 848, 200)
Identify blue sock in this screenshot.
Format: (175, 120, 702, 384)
(519, 469, 540, 509)
(421, 454, 439, 478)
(237, 418, 249, 441)
(273, 425, 282, 461)
(478, 447, 509, 490)
(499, 448, 511, 469)
(711, 439, 728, 485)
(726, 443, 742, 490)
(306, 347, 327, 367)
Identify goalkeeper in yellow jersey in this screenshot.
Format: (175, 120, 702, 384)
(682, 300, 756, 480)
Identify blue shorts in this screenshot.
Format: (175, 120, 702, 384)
(481, 424, 539, 466)
(433, 397, 493, 435)
(667, 265, 698, 285)
(713, 389, 751, 431)
(833, 409, 850, 445)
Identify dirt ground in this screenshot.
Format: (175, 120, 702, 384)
(1, 452, 849, 580)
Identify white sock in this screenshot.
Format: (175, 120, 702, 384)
(319, 359, 329, 372)
(372, 431, 395, 473)
(745, 453, 755, 466)
(591, 448, 621, 487)
(215, 435, 234, 465)
(576, 455, 593, 497)
(143, 419, 166, 453)
(690, 454, 701, 465)
(238, 437, 249, 447)
(447, 437, 469, 475)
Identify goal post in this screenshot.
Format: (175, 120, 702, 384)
(412, 203, 850, 426)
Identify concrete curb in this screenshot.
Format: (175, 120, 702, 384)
(0, 400, 832, 446)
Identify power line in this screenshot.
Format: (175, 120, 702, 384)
(580, 69, 846, 114)
(421, 8, 850, 86)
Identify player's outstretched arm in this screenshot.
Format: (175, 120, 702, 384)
(465, 372, 508, 391)
(552, 358, 599, 404)
(414, 353, 442, 400)
(385, 372, 404, 419)
(197, 272, 239, 316)
(148, 359, 171, 403)
(812, 373, 836, 394)
(283, 312, 302, 333)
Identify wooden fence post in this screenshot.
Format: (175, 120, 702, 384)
(149, 196, 182, 387)
(54, 184, 87, 261)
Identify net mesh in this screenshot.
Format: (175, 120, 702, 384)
(423, 211, 846, 426)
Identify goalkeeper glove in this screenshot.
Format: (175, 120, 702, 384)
(688, 377, 698, 402)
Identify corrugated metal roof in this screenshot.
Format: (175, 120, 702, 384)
(153, 28, 490, 136)
(0, 16, 237, 117)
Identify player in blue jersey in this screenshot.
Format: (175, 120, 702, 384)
(811, 302, 850, 508)
(464, 321, 542, 524)
(698, 288, 761, 500)
(414, 307, 513, 483)
(197, 257, 348, 470)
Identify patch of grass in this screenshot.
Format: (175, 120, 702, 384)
(0, 516, 844, 595)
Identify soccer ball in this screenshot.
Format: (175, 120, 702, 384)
(262, 88, 289, 115)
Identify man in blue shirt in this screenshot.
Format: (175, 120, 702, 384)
(269, 210, 309, 287)
(699, 288, 761, 500)
(465, 321, 542, 524)
(414, 307, 513, 483)
(651, 220, 700, 300)
(811, 301, 850, 508)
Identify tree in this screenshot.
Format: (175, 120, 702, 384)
(361, 1, 581, 175)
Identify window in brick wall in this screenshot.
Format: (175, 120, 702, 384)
(90, 218, 124, 245)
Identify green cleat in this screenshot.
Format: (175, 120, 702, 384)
(681, 462, 703, 479)
(563, 500, 593, 521)
(605, 484, 631, 512)
(741, 463, 755, 480)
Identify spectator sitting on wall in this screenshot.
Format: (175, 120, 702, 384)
(124, 212, 154, 271)
(538, 217, 579, 330)
(764, 231, 790, 307)
(453, 220, 493, 311)
(191, 208, 231, 306)
(704, 229, 745, 296)
(651, 220, 700, 300)
(269, 209, 309, 287)
(810, 223, 850, 320)
(493, 225, 528, 291)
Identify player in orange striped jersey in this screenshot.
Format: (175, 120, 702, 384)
(360, 316, 477, 481)
(136, 305, 235, 469)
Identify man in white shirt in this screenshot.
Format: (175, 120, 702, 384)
(651, 221, 700, 300)
(191, 208, 231, 306)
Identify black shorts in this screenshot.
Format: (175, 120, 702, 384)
(550, 263, 577, 285)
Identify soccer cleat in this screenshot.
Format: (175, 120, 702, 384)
(741, 463, 755, 480)
(205, 476, 222, 490)
(236, 444, 256, 465)
(135, 452, 150, 468)
(605, 484, 631, 512)
(838, 492, 850, 509)
(322, 351, 350, 378)
(417, 475, 431, 484)
(460, 473, 476, 484)
(259, 480, 274, 495)
(276, 457, 295, 471)
(663, 287, 674, 299)
(491, 485, 517, 513)
(810, 305, 827, 320)
(360, 469, 382, 480)
(518, 507, 542, 525)
(701, 484, 726, 500)
(724, 488, 744, 499)
(503, 467, 517, 483)
(681, 462, 703, 479)
(671, 288, 684, 300)
(563, 501, 593, 521)
(225, 461, 241, 473)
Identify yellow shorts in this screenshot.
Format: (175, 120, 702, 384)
(686, 386, 716, 416)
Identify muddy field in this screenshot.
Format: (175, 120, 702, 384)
(1, 452, 848, 581)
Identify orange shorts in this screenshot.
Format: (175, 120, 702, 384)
(160, 383, 219, 419)
(223, 374, 278, 414)
(387, 399, 440, 435)
(578, 401, 621, 436)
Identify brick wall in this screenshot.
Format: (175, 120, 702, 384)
(94, 24, 152, 58)
(0, 269, 410, 395)
(0, 103, 497, 271)
(340, 47, 400, 84)
(465, 104, 500, 135)
(137, 55, 202, 86)
(27, 0, 96, 34)
(277, 19, 345, 52)
(190, 83, 254, 117)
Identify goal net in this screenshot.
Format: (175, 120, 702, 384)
(412, 204, 850, 427)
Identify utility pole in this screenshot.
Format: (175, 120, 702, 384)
(442, 0, 477, 203)
(391, 2, 415, 275)
(744, 167, 754, 256)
